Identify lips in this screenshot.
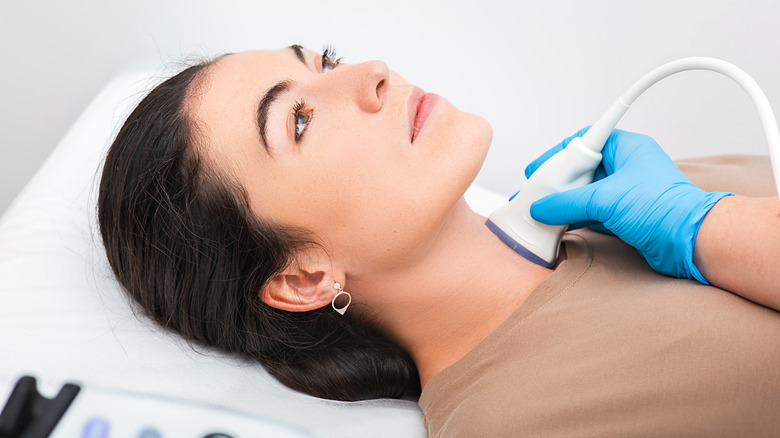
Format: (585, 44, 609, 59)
(408, 87, 439, 143)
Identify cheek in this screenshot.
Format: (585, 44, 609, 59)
(257, 144, 388, 249)
(292, 148, 423, 267)
(264, 112, 492, 270)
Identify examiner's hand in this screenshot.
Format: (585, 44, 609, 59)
(525, 128, 733, 284)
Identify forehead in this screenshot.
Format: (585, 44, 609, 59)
(198, 47, 313, 107)
(193, 49, 290, 125)
(189, 49, 296, 173)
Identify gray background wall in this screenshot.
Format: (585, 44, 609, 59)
(2, 0, 779, 216)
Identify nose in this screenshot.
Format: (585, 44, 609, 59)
(349, 60, 389, 113)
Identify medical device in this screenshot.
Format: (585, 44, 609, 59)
(0, 375, 314, 438)
(486, 57, 780, 267)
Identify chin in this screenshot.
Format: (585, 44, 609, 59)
(457, 110, 492, 149)
(475, 114, 493, 150)
(441, 114, 492, 209)
(464, 113, 493, 172)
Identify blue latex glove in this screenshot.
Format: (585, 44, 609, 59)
(525, 128, 733, 284)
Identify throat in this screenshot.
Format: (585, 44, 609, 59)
(370, 199, 556, 389)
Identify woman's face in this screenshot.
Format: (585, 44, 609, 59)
(191, 46, 492, 276)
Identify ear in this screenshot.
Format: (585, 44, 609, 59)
(259, 256, 343, 312)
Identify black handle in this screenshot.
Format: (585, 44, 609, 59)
(0, 376, 80, 438)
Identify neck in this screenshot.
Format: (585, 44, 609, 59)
(353, 198, 553, 387)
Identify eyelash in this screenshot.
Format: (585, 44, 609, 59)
(321, 45, 342, 72)
(292, 99, 312, 142)
(292, 46, 341, 142)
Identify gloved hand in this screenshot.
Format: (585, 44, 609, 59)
(525, 128, 733, 284)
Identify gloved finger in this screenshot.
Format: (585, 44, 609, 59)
(600, 129, 666, 174)
(528, 182, 604, 226)
(524, 144, 563, 179)
(513, 150, 603, 202)
(524, 126, 591, 179)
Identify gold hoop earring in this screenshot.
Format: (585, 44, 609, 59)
(331, 282, 352, 315)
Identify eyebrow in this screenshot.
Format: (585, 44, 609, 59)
(289, 44, 307, 65)
(256, 45, 310, 152)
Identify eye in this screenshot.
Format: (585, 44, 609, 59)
(292, 99, 313, 141)
(291, 46, 340, 142)
(321, 45, 342, 73)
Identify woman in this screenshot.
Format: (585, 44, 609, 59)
(99, 45, 780, 436)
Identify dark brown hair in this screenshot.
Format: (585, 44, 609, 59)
(97, 57, 420, 401)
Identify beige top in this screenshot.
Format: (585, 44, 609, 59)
(419, 155, 780, 437)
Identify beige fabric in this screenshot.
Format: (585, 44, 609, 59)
(419, 155, 780, 437)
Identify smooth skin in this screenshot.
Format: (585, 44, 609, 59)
(695, 196, 780, 310)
